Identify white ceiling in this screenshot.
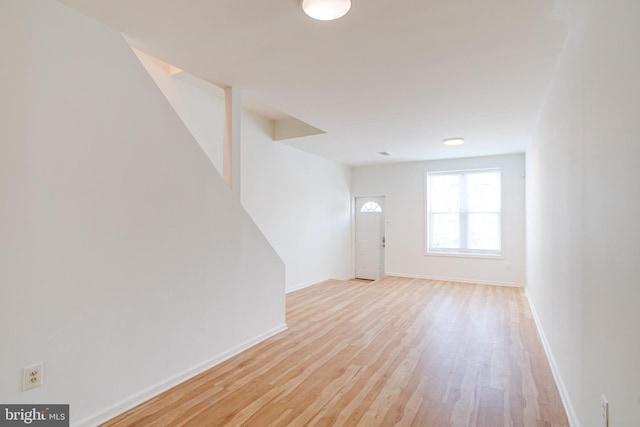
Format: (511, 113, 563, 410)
(59, 0, 567, 166)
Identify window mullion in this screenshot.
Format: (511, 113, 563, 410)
(459, 174, 467, 250)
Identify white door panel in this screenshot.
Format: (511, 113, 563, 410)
(355, 197, 385, 280)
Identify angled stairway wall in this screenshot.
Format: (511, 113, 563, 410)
(0, 0, 285, 424)
(133, 48, 352, 292)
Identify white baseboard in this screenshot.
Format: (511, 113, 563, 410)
(524, 291, 580, 427)
(385, 272, 525, 288)
(286, 275, 355, 293)
(75, 323, 288, 427)
(286, 276, 331, 293)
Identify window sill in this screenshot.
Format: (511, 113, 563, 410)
(425, 252, 504, 260)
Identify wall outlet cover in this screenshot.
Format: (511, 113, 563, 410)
(22, 363, 44, 391)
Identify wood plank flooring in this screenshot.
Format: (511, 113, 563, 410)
(102, 276, 569, 427)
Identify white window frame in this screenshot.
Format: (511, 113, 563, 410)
(425, 168, 502, 258)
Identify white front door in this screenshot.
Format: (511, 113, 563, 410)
(355, 197, 385, 280)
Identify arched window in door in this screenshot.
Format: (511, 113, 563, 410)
(360, 201, 383, 213)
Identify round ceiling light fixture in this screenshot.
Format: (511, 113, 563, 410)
(443, 138, 465, 146)
(301, 0, 351, 21)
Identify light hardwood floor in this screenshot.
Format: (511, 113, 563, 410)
(103, 277, 569, 427)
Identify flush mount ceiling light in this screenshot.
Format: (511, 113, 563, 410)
(301, 0, 351, 21)
(443, 138, 465, 146)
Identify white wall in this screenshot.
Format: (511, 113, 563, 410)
(135, 53, 352, 292)
(352, 154, 526, 286)
(242, 111, 352, 291)
(0, 1, 285, 425)
(527, 0, 640, 426)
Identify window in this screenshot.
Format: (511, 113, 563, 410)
(360, 201, 382, 213)
(426, 169, 501, 256)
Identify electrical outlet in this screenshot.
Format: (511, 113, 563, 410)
(601, 394, 609, 427)
(22, 363, 43, 391)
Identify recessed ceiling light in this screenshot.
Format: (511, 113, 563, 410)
(443, 138, 465, 146)
(301, 0, 351, 21)
(378, 151, 391, 156)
